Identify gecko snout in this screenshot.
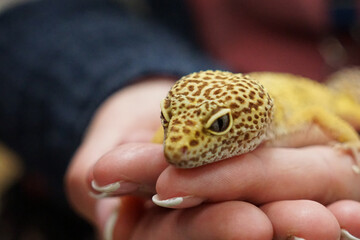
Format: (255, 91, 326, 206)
(164, 141, 194, 167)
(164, 130, 205, 168)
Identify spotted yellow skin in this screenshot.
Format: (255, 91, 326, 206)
(154, 70, 360, 169)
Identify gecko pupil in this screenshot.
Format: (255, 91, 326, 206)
(209, 114, 230, 132)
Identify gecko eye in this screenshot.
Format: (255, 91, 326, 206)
(205, 109, 233, 135)
(209, 114, 230, 132)
(160, 111, 169, 126)
(160, 99, 171, 127)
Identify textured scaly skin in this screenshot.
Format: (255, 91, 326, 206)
(153, 70, 360, 171)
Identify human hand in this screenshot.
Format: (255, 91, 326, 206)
(67, 78, 360, 240)
(65, 78, 271, 239)
(66, 78, 274, 239)
(92, 142, 360, 239)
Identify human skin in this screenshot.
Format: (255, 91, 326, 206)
(66, 78, 360, 240)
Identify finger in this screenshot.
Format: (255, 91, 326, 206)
(102, 196, 145, 240)
(94, 198, 121, 239)
(261, 200, 340, 240)
(66, 145, 100, 223)
(153, 146, 360, 208)
(89, 143, 168, 197)
(327, 200, 360, 239)
(130, 201, 272, 240)
(66, 79, 172, 221)
(83, 78, 174, 148)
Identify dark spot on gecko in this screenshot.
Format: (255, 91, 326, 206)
(170, 136, 182, 142)
(214, 89, 222, 95)
(233, 112, 240, 119)
(226, 85, 234, 91)
(230, 103, 239, 109)
(190, 140, 199, 146)
(185, 120, 195, 126)
(181, 146, 188, 154)
(236, 97, 245, 104)
(244, 133, 250, 141)
(173, 119, 181, 125)
(183, 127, 191, 134)
(170, 126, 179, 133)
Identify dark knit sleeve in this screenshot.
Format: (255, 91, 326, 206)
(0, 0, 219, 197)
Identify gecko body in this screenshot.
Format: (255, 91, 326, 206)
(155, 70, 360, 171)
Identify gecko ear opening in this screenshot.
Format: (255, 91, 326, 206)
(205, 108, 233, 135)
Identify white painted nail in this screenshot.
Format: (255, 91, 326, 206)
(289, 236, 306, 240)
(92, 180, 121, 193)
(152, 194, 184, 208)
(341, 229, 360, 240)
(352, 165, 360, 174)
(152, 194, 206, 208)
(104, 209, 118, 240)
(89, 191, 110, 199)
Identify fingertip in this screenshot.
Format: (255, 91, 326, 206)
(90, 143, 166, 194)
(65, 157, 97, 223)
(261, 200, 340, 240)
(92, 149, 120, 185)
(181, 201, 273, 240)
(228, 202, 273, 240)
(129, 200, 273, 240)
(155, 160, 238, 202)
(328, 200, 360, 238)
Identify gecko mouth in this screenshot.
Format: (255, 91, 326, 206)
(164, 145, 203, 168)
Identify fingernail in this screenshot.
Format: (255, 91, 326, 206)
(104, 209, 118, 240)
(91, 180, 139, 197)
(89, 191, 110, 199)
(352, 165, 360, 174)
(92, 180, 121, 192)
(152, 194, 206, 208)
(288, 236, 306, 240)
(341, 229, 360, 240)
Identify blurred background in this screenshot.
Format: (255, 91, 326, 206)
(0, 1, 94, 239)
(0, 145, 94, 239)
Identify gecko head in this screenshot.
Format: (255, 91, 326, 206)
(160, 70, 273, 168)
